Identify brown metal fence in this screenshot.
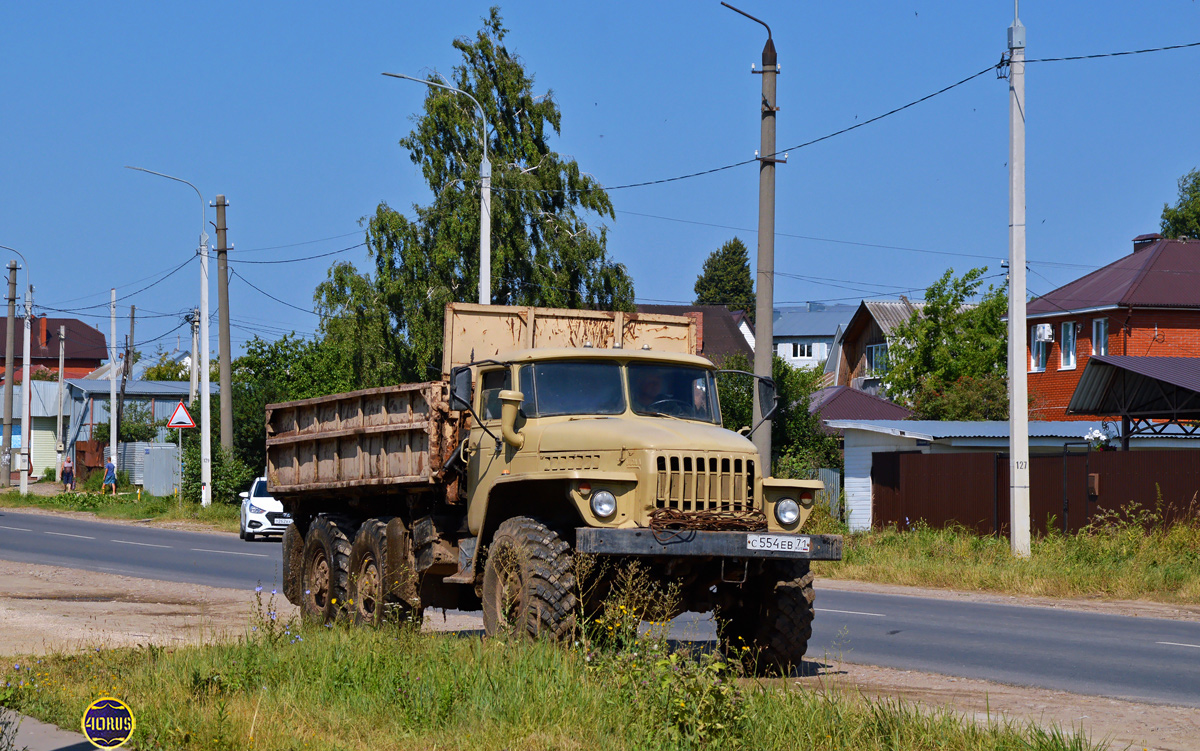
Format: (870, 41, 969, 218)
(871, 449, 1200, 535)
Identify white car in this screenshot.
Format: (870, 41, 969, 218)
(239, 477, 292, 541)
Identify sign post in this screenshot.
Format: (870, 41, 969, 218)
(167, 402, 196, 504)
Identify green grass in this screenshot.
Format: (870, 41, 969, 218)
(0, 597, 1103, 751)
(0, 490, 240, 533)
(808, 502, 1200, 604)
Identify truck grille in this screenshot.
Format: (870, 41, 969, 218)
(655, 454, 755, 512)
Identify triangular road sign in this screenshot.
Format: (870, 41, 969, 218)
(167, 401, 196, 429)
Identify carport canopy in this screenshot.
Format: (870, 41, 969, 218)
(1066, 356, 1200, 438)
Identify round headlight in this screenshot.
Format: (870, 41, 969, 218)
(775, 498, 800, 526)
(590, 489, 617, 518)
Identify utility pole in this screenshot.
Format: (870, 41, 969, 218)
(725, 3, 781, 475)
(19, 286, 31, 495)
(189, 308, 199, 404)
(1007, 3, 1031, 557)
(109, 289, 117, 472)
(2, 262, 15, 487)
(55, 325, 64, 483)
(116, 306, 134, 469)
(214, 195, 233, 450)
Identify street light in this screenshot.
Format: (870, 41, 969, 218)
(0, 245, 31, 492)
(125, 166, 213, 507)
(382, 71, 492, 305)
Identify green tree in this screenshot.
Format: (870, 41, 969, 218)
(716, 353, 839, 473)
(318, 8, 634, 384)
(141, 348, 189, 381)
(694, 237, 755, 320)
(1161, 168, 1200, 239)
(882, 267, 1008, 419)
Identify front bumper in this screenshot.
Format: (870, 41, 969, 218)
(247, 511, 293, 535)
(576, 528, 842, 561)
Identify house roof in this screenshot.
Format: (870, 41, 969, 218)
(772, 304, 856, 338)
(810, 385, 911, 421)
(0, 317, 107, 362)
(636, 304, 753, 363)
(1027, 236, 1200, 318)
(66, 379, 216, 397)
(825, 419, 1115, 441)
(1067, 355, 1200, 419)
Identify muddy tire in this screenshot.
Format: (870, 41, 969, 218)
(348, 519, 391, 626)
(722, 560, 815, 676)
(481, 517, 576, 640)
(300, 516, 354, 624)
(282, 523, 305, 606)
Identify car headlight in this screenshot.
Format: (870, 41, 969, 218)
(774, 498, 800, 526)
(248, 503, 266, 514)
(590, 490, 617, 518)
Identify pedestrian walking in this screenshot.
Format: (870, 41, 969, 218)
(102, 456, 117, 495)
(61, 455, 75, 492)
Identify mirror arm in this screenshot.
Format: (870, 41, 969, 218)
(448, 361, 507, 446)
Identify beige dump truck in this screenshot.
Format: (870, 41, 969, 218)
(267, 303, 841, 670)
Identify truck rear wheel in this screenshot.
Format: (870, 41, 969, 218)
(482, 517, 576, 640)
(301, 516, 353, 624)
(722, 560, 815, 676)
(348, 518, 422, 626)
(282, 523, 305, 606)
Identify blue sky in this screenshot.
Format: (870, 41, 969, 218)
(2, 1, 1198, 364)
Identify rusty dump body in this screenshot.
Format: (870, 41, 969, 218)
(269, 303, 840, 663)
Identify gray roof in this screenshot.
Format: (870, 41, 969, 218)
(1067, 355, 1200, 419)
(772, 304, 856, 338)
(66, 379, 216, 397)
(863, 300, 925, 336)
(825, 419, 1114, 440)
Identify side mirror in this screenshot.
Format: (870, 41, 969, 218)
(238, 491, 249, 500)
(498, 390, 525, 449)
(758, 377, 778, 419)
(450, 366, 473, 410)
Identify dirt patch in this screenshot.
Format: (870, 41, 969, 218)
(0, 560, 1194, 750)
(820, 577, 1200, 621)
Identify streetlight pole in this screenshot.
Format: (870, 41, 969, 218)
(125, 167, 213, 507)
(382, 71, 492, 305)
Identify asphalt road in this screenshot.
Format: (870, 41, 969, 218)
(2, 508, 1198, 707)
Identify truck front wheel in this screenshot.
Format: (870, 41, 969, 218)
(301, 516, 353, 624)
(722, 559, 815, 676)
(481, 517, 576, 640)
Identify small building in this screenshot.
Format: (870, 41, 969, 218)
(64, 379, 216, 463)
(772, 303, 856, 370)
(0, 316, 107, 382)
(809, 385, 911, 435)
(827, 419, 1199, 531)
(4, 381, 69, 478)
(1026, 234, 1200, 420)
(828, 300, 924, 395)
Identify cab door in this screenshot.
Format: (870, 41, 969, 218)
(467, 367, 513, 502)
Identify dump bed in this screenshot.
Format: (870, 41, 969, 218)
(442, 303, 697, 375)
(265, 382, 461, 498)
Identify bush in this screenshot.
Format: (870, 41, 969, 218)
(80, 469, 131, 491)
(182, 442, 255, 505)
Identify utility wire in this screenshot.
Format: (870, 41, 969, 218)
(225, 242, 366, 265)
(226, 230, 364, 253)
(44, 256, 196, 312)
(1025, 40, 1200, 64)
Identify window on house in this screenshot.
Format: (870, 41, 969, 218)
(1092, 318, 1108, 356)
(1061, 322, 1077, 369)
(791, 342, 814, 359)
(865, 343, 888, 376)
(1030, 326, 1048, 372)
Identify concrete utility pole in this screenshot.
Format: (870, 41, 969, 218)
(19, 286, 31, 495)
(214, 195, 233, 451)
(725, 3, 781, 474)
(382, 72, 492, 304)
(109, 289, 117, 471)
(55, 325, 64, 483)
(1007, 3, 1031, 557)
(3, 262, 15, 487)
(116, 306, 134, 469)
(189, 308, 199, 405)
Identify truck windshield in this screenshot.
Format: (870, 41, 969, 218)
(629, 363, 721, 423)
(519, 361, 625, 417)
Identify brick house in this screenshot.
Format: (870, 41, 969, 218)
(1026, 234, 1200, 420)
(0, 316, 107, 383)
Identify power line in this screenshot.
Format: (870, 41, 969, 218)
(1025, 39, 1200, 64)
(43, 256, 197, 312)
(226, 230, 364, 253)
(229, 268, 324, 318)
(225, 242, 366, 265)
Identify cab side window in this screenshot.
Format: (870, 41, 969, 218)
(480, 369, 511, 422)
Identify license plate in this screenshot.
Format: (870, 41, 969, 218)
(746, 534, 811, 553)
